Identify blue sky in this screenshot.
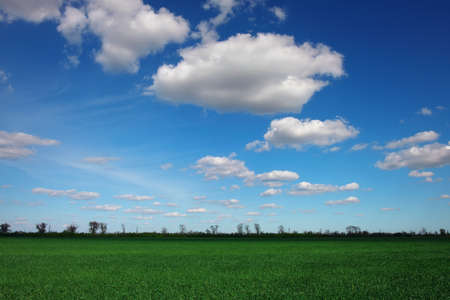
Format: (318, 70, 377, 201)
(0, 0, 449, 233)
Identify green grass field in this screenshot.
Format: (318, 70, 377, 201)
(0, 238, 449, 299)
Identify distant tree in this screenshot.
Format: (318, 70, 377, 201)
(440, 228, 446, 236)
(205, 228, 211, 234)
(245, 224, 251, 235)
(236, 223, 244, 235)
(0, 223, 11, 233)
(36, 222, 47, 234)
(161, 227, 168, 234)
(254, 224, 261, 235)
(65, 224, 78, 234)
(419, 227, 427, 235)
(89, 221, 99, 234)
(179, 224, 186, 234)
(346, 225, 361, 234)
(121, 224, 126, 234)
(278, 225, 285, 234)
(99, 223, 107, 234)
(210, 225, 219, 235)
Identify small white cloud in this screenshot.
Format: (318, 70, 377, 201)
(0, 131, 59, 160)
(230, 184, 240, 191)
(260, 188, 282, 197)
(133, 216, 153, 220)
(83, 156, 120, 165)
(408, 170, 434, 178)
(124, 206, 162, 215)
(385, 131, 439, 149)
(187, 208, 207, 213)
(269, 6, 286, 22)
(245, 140, 270, 152)
(440, 194, 450, 199)
(82, 204, 121, 211)
(351, 143, 368, 151)
(247, 211, 261, 216)
(381, 207, 400, 211)
(166, 202, 177, 207)
(289, 181, 359, 196)
(193, 195, 207, 200)
(328, 146, 341, 152)
(260, 203, 281, 209)
(164, 212, 187, 217)
(32, 187, 99, 200)
(193, 153, 254, 181)
(219, 198, 243, 208)
(114, 194, 154, 201)
(153, 201, 161, 206)
(436, 105, 446, 110)
(256, 170, 299, 182)
(160, 163, 173, 170)
(325, 196, 359, 206)
(418, 107, 432, 116)
(0, 184, 12, 188)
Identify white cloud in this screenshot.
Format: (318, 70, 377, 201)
(164, 212, 186, 217)
(418, 107, 432, 116)
(408, 170, 434, 178)
(149, 33, 344, 114)
(260, 117, 358, 150)
(114, 194, 154, 201)
(381, 207, 400, 211)
(440, 194, 450, 199)
(247, 211, 261, 216)
(325, 196, 359, 206)
(187, 208, 207, 213)
(166, 202, 177, 207)
(133, 216, 153, 220)
(260, 188, 282, 197)
(193, 195, 207, 200)
(0, 130, 59, 159)
(270, 6, 286, 22)
(385, 131, 439, 149)
(1, 184, 12, 188)
(230, 184, 240, 191)
(256, 170, 299, 182)
(0, 69, 13, 91)
(82, 204, 121, 211)
(328, 146, 340, 152)
(57, 6, 88, 45)
(289, 181, 359, 196)
(245, 140, 270, 152)
(351, 143, 368, 151)
(193, 153, 254, 180)
(260, 203, 281, 209)
(375, 142, 450, 170)
(160, 163, 173, 170)
(436, 106, 446, 110)
(124, 206, 162, 215)
(32, 187, 100, 200)
(153, 201, 161, 206)
(263, 181, 284, 188)
(219, 198, 243, 208)
(0, 0, 62, 23)
(83, 156, 120, 165)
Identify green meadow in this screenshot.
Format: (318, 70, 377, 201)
(0, 237, 449, 299)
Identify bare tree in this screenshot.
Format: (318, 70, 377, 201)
(65, 224, 78, 234)
(161, 227, 168, 234)
(99, 223, 107, 234)
(346, 225, 361, 235)
(440, 228, 446, 236)
(179, 224, 186, 234)
(278, 225, 285, 234)
(245, 224, 251, 235)
(89, 221, 99, 234)
(254, 223, 261, 235)
(210, 225, 219, 235)
(36, 222, 47, 234)
(0, 223, 10, 233)
(236, 223, 244, 235)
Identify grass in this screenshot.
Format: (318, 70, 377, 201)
(0, 237, 449, 299)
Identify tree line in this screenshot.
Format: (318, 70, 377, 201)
(0, 221, 448, 238)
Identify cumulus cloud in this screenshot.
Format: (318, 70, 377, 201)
(187, 208, 207, 213)
(256, 170, 299, 182)
(0, 130, 59, 159)
(375, 142, 450, 170)
(114, 194, 154, 201)
(418, 107, 432, 116)
(193, 195, 207, 200)
(247, 211, 261, 216)
(0, 0, 62, 23)
(385, 131, 439, 149)
(82, 204, 121, 211)
(164, 212, 186, 217)
(289, 181, 359, 195)
(149, 33, 344, 114)
(160, 163, 173, 170)
(230, 184, 240, 191)
(270, 6, 286, 21)
(246, 140, 270, 152)
(325, 196, 359, 206)
(83, 156, 120, 165)
(408, 170, 434, 182)
(193, 153, 254, 181)
(57, 6, 88, 45)
(260, 188, 282, 197)
(328, 146, 340, 152)
(260, 203, 281, 209)
(253, 117, 358, 151)
(219, 198, 243, 208)
(124, 206, 162, 215)
(351, 143, 368, 151)
(32, 187, 99, 200)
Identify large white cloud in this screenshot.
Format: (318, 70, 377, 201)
(0, 0, 62, 23)
(32, 187, 99, 200)
(385, 131, 439, 149)
(193, 154, 254, 180)
(149, 33, 344, 114)
(289, 181, 359, 196)
(255, 117, 358, 150)
(0, 130, 59, 159)
(376, 142, 450, 170)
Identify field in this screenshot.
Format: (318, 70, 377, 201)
(0, 237, 449, 299)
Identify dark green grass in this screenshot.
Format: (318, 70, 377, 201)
(0, 238, 449, 299)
